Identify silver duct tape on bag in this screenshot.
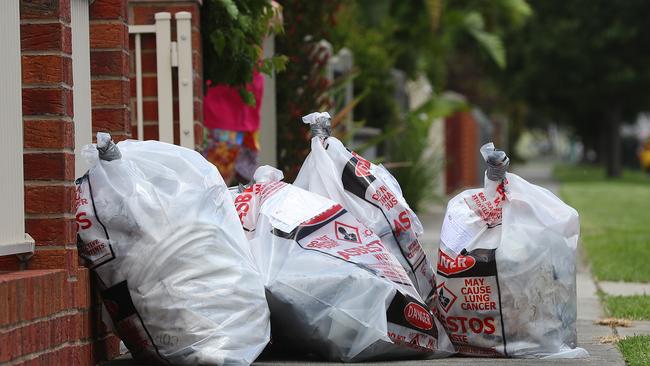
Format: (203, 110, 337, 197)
(302, 111, 332, 139)
(96, 132, 122, 161)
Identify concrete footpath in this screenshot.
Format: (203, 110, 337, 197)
(107, 162, 630, 365)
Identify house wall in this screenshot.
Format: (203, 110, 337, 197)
(1, 1, 204, 364)
(90, 0, 132, 143)
(0, 0, 130, 364)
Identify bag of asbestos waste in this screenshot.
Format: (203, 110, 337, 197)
(294, 112, 436, 305)
(75, 133, 270, 365)
(233, 165, 454, 362)
(434, 143, 587, 358)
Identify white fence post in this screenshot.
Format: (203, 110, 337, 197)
(134, 33, 144, 140)
(154, 12, 174, 144)
(175, 11, 195, 149)
(259, 35, 277, 166)
(129, 23, 157, 142)
(0, 0, 34, 256)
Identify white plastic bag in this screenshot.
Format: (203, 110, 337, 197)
(75, 133, 270, 365)
(234, 166, 454, 362)
(434, 143, 587, 358)
(294, 112, 436, 304)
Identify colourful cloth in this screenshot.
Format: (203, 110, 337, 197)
(203, 71, 265, 184)
(204, 129, 259, 184)
(203, 72, 265, 132)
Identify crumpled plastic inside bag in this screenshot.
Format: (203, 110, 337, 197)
(234, 165, 454, 362)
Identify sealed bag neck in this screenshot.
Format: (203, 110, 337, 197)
(253, 165, 284, 183)
(302, 111, 332, 139)
(480, 142, 509, 182)
(96, 132, 122, 161)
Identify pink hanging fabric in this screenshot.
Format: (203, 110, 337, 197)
(203, 71, 265, 132)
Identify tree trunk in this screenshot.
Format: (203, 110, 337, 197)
(582, 132, 595, 163)
(578, 121, 599, 164)
(605, 109, 622, 178)
(596, 120, 608, 164)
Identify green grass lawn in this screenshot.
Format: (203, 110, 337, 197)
(555, 164, 650, 283)
(618, 336, 650, 366)
(554, 166, 650, 366)
(554, 164, 650, 184)
(601, 292, 650, 364)
(556, 165, 650, 364)
(603, 294, 650, 320)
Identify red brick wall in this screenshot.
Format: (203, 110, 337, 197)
(1, 1, 205, 363)
(0, 1, 126, 364)
(128, 0, 204, 148)
(445, 110, 479, 194)
(20, 0, 78, 279)
(0, 269, 120, 365)
(86, 0, 133, 360)
(91, 0, 132, 142)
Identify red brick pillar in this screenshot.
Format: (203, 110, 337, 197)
(445, 111, 479, 193)
(90, 0, 132, 141)
(128, 0, 204, 148)
(20, 0, 78, 275)
(87, 0, 132, 360)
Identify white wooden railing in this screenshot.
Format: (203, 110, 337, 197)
(129, 12, 195, 148)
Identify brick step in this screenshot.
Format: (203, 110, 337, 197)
(0, 269, 120, 365)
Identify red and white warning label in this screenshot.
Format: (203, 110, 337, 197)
(435, 248, 506, 357)
(75, 175, 115, 268)
(341, 152, 436, 301)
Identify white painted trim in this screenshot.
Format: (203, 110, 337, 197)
(0, 235, 35, 257)
(72, 0, 92, 177)
(129, 24, 155, 34)
(0, 0, 34, 256)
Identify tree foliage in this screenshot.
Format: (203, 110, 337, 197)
(328, 0, 531, 130)
(275, 0, 342, 180)
(503, 0, 650, 175)
(329, 0, 399, 130)
(273, 0, 531, 183)
(202, 0, 287, 105)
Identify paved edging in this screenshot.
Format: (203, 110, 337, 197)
(599, 281, 650, 297)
